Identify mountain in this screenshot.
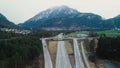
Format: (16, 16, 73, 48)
(107, 15, 120, 28)
(19, 6, 120, 30)
(29, 6, 79, 21)
(0, 13, 18, 28)
(98, 15, 120, 29)
(20, 6, 80, 29)
(113, 15, 120, 28)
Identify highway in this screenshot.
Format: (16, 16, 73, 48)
(55, 33, 72, 68)
(42, 39, 53, 68)
(81, 41, 90, 68)
(73, 38, 85, 68)
(44, 37, 86, 41)
(41, 33, 90, 68)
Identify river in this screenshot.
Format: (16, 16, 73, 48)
(104, 61, 120, 68)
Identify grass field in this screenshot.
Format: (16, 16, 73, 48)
(97, 30, 120, 36)
(69, 30, 120, 36)
(68, 31, 89, 36)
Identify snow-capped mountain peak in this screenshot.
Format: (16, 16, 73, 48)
(29, 5, 80, 21)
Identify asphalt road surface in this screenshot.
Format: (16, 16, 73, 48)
(42, 33, 90, 68)
(81, 42, 90, 68)
(73, 38, 85, 68)
(42, 39, 53, 68)
(55, 33, 72, 68)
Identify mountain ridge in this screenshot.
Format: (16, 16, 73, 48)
(25, 6, 79, 22)
(0, 13, 19, 28)
(19, 6, 105, 30)
(13, 6, 120, 30)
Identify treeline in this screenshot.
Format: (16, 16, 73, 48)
(31, 30, 75, 37)
(0, 30, 52, 68)
(96, 36, 120, 61)
(0, 30, 74, 68)
(0, 30, 24, 39)
(0, 36, 42, 68)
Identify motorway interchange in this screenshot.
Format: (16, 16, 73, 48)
(41, 33, 90, 68)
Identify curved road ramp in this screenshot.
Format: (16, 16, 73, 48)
(41, 33, 90, 68)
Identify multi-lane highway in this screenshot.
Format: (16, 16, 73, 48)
(56, 33, 72, 68)
(42, 39, 53, 68)
(73, 38, 85, 68)
(41, 33, 90, 68)
(81, 41, 90, 68)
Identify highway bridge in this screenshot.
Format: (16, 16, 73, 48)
(41, 33, 90, 68)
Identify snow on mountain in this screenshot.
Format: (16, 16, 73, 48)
(21, 5, 120, 30)
(27, 6, 79, 22)
(20, 6, 104, 30)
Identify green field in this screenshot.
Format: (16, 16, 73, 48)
(69, 30, 120, 36)
(97, 30, 120, 35)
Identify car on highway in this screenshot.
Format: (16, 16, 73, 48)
(74, 64, 76, 68)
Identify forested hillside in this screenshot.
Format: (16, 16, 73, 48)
(0, 13, 19, 28)
(0, 30, 56, 68)
(96, 36, 120, 61)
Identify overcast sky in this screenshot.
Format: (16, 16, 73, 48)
(0, 0, 120, 24)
